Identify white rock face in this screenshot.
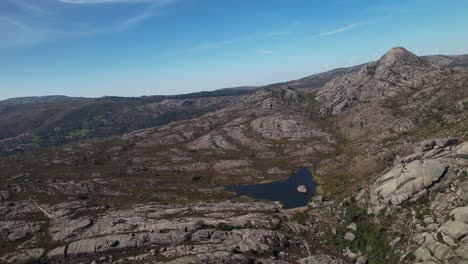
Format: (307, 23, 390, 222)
(371, 159, 447, 206)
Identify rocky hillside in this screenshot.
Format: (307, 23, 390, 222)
(0, 47, 467, 264)
(0, 90, 253, 156)
(316, 47, 451, 115)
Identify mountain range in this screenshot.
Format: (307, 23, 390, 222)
(0, 47, 467, 264)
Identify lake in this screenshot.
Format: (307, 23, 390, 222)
(225, 167, 317, 209)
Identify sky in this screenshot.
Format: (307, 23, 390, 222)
(1, 0, 468, 99)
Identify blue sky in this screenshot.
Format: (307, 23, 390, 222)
(1, 0, 468, 99)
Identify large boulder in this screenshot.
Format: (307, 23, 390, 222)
(297, 185, 308, 193)
(371, 159, 447, 206)
(450, 207, 468, 223)
(439, 221, 468, 240)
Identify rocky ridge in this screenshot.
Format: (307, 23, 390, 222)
(316, 47, 452, 115)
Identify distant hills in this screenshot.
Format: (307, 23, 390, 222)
(0, 52, 467, 156)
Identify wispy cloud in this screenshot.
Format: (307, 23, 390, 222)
(364, 6, 413, 14)
(188, 34, 257, 52)
(313, 23, 363, 38)
(265, 31, 292, 37)
(189, 39, 238, 52)
(0, 0, 179, 47)
(256, 49, 275, 54)
(57, 0, 176, 4)
(188, 22, 364, 53)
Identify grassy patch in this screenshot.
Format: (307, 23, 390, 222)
(319, 174, 350, 201)
(8, 173, 30, 182)
(134, 104, 157, 112)
(312, 172, 326, 195)
(326, 200, 397, 264)
(463, 101, 468, 111)
(69, 129, 91, 137)
(406, 194, 431, 222)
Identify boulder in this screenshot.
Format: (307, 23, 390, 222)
(455, 244, 468, 259)
(439, 221, 468, 240)
(344, 232, 356, 242)
(456, 182, 468, 201)
(347, 223, 358, 232)
(371, 159, 447, 206)
(355, 256, 368, 264)
(297, 185, 308, 193)
(414, 247, 433, 262)
(456, 142, 468, 156)
(429, 243, 452, 260)
(450, 207, 468, 223)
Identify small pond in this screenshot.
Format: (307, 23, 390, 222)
(224, 167, 317, 209)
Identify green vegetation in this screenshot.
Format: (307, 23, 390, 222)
(292, 210, 309, 225)
(69, 129, 91, 137)
(326, 200, 397, 264)
(134, 104, 157, 111)
(8, 173, 30, 182)
(311, 171, 326, 195)
(190, 174, 212, 183)
(380, 151, 397, 167)
(0, 97, 224, 156)
(463, 101, 468, 111)
(407, 194, 432, 222)
(319, 174, 350, 200)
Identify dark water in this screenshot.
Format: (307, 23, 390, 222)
(225, 167, 317, 209)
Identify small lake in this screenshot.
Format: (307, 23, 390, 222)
(225, 167, 317, 209)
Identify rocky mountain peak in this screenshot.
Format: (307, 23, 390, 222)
(316, 47, 450, 115)
(378, 47, 421, 67)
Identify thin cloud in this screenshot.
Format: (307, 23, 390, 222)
(188, 34, 257, 52)
(57, 0, 175, 4)
(265, 31, 292, 37)
(256, 49, 275, 54)
(0, 0, 179, 47)
(10, 1, 54, 16)
(189, 39, 238, 52)
(364, 6, 413, 14)
(313, 23, 363, 38)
